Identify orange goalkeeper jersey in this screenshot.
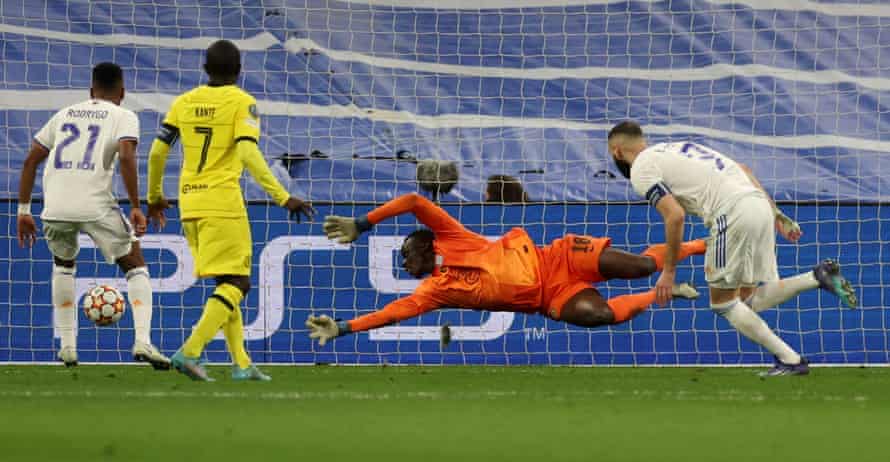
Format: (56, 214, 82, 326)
(348, 193, 544, 333)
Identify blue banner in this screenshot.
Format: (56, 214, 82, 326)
(2, 202, 886, 364)
(3, 1, 890, 202)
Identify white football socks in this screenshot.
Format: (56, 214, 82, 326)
(52, 265, 77, 350)
(712, 298, 801, 365)
(126, 267, 153, 346)
(746, 272, 819, 313)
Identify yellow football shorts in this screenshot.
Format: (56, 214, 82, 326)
(182, 217, 252, 278)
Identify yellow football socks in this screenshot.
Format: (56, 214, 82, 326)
(182, 283, 244, 359)
(223, 299, 252, 369)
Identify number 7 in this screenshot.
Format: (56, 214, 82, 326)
(194, 126, 213, 173)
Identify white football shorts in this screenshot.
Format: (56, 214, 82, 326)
(706, 194, 779, 289)
(43, 208, 136, 264)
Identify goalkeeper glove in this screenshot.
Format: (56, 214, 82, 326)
(323, 215, 373, 244)
(305, 315, 344, 346)
(775, 209, 802, 242)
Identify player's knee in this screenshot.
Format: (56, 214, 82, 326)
(564, 300, 614, 327)
(577, 309, 614, 327)
(115, 246, 145, 273)
(116, 256, 139, 273)
(217, 275, 250, 295)
(53, 257, 75, 269)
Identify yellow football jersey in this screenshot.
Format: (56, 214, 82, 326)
(159, 85, 260, 219)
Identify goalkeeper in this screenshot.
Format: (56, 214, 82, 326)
(307, 193, 705, 345)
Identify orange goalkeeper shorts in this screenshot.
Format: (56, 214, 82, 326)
(538, 234, 611, 320)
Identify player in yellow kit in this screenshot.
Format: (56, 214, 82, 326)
(147, 40, 314, 381)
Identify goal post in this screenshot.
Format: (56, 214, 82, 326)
(1, 0, 886, 365)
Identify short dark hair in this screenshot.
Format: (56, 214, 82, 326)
(486, 174, 529, 204)
(404, 228, 435, 251)
(92, 62, 123, 92)
(204, 40, 241, 80)
(607, 120, 644, 140)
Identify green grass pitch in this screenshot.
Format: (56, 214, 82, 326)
(1, 365, 888, 462)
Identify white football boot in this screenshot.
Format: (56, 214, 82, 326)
(672, 283, 700, 300)
(132, 342, 171, 370)
(57, 347, 78, 367)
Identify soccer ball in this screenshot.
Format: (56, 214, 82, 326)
(81, 285, 126, 326)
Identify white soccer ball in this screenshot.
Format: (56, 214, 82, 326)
(81, 285, 126, 326)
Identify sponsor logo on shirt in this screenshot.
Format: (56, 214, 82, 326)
(181, 183, 209, 194)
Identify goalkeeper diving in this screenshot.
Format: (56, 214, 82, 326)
(306, 193, 706, 345)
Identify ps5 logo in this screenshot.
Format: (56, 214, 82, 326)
(71, 234, 514, 342)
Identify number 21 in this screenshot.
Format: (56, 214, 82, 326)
(54, 123, 100, 170)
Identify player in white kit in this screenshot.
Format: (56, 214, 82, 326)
(608, 121, 856, 376)
(16, 63, 170, 369)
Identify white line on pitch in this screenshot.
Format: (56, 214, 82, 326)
(0, 389, 871, 402)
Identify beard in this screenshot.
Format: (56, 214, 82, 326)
(614, 158, 632, 179)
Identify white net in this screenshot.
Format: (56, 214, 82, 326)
(1, 0, 887, 364)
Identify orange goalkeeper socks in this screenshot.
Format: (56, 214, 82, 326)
(607, 290, 657, 323)
(642, 239, 706, 271)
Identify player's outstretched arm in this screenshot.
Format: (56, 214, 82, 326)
(237, 141, 315, 222)
(738, 163, 801, 242)
(323, 192, 466, 244)
(306, 294, 439, 346)
(16, 141, 50, 248)
(654, 194, 685, 305)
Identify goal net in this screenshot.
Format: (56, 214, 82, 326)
(1, 0, 887, 365)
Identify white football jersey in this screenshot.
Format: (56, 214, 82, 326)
(630, 142, 761, 226)
(34, 99, 139, 222)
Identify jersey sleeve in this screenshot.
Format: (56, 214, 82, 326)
(631, 155, 672, 207)
(365, 193, 470, 239)
(347, 279, 444, 333)
(156, 96, 181, 146)
(149, 98, 180, 202)
(238, 141, 290, 205)
(116, 110, 140, 144)
(233, 95, 260, 143)
(33, 112, 58, 150)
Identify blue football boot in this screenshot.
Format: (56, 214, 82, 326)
(232, 364, 272, 382)
(170, 349, 215, 382)
(813, 259, 857, 309)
